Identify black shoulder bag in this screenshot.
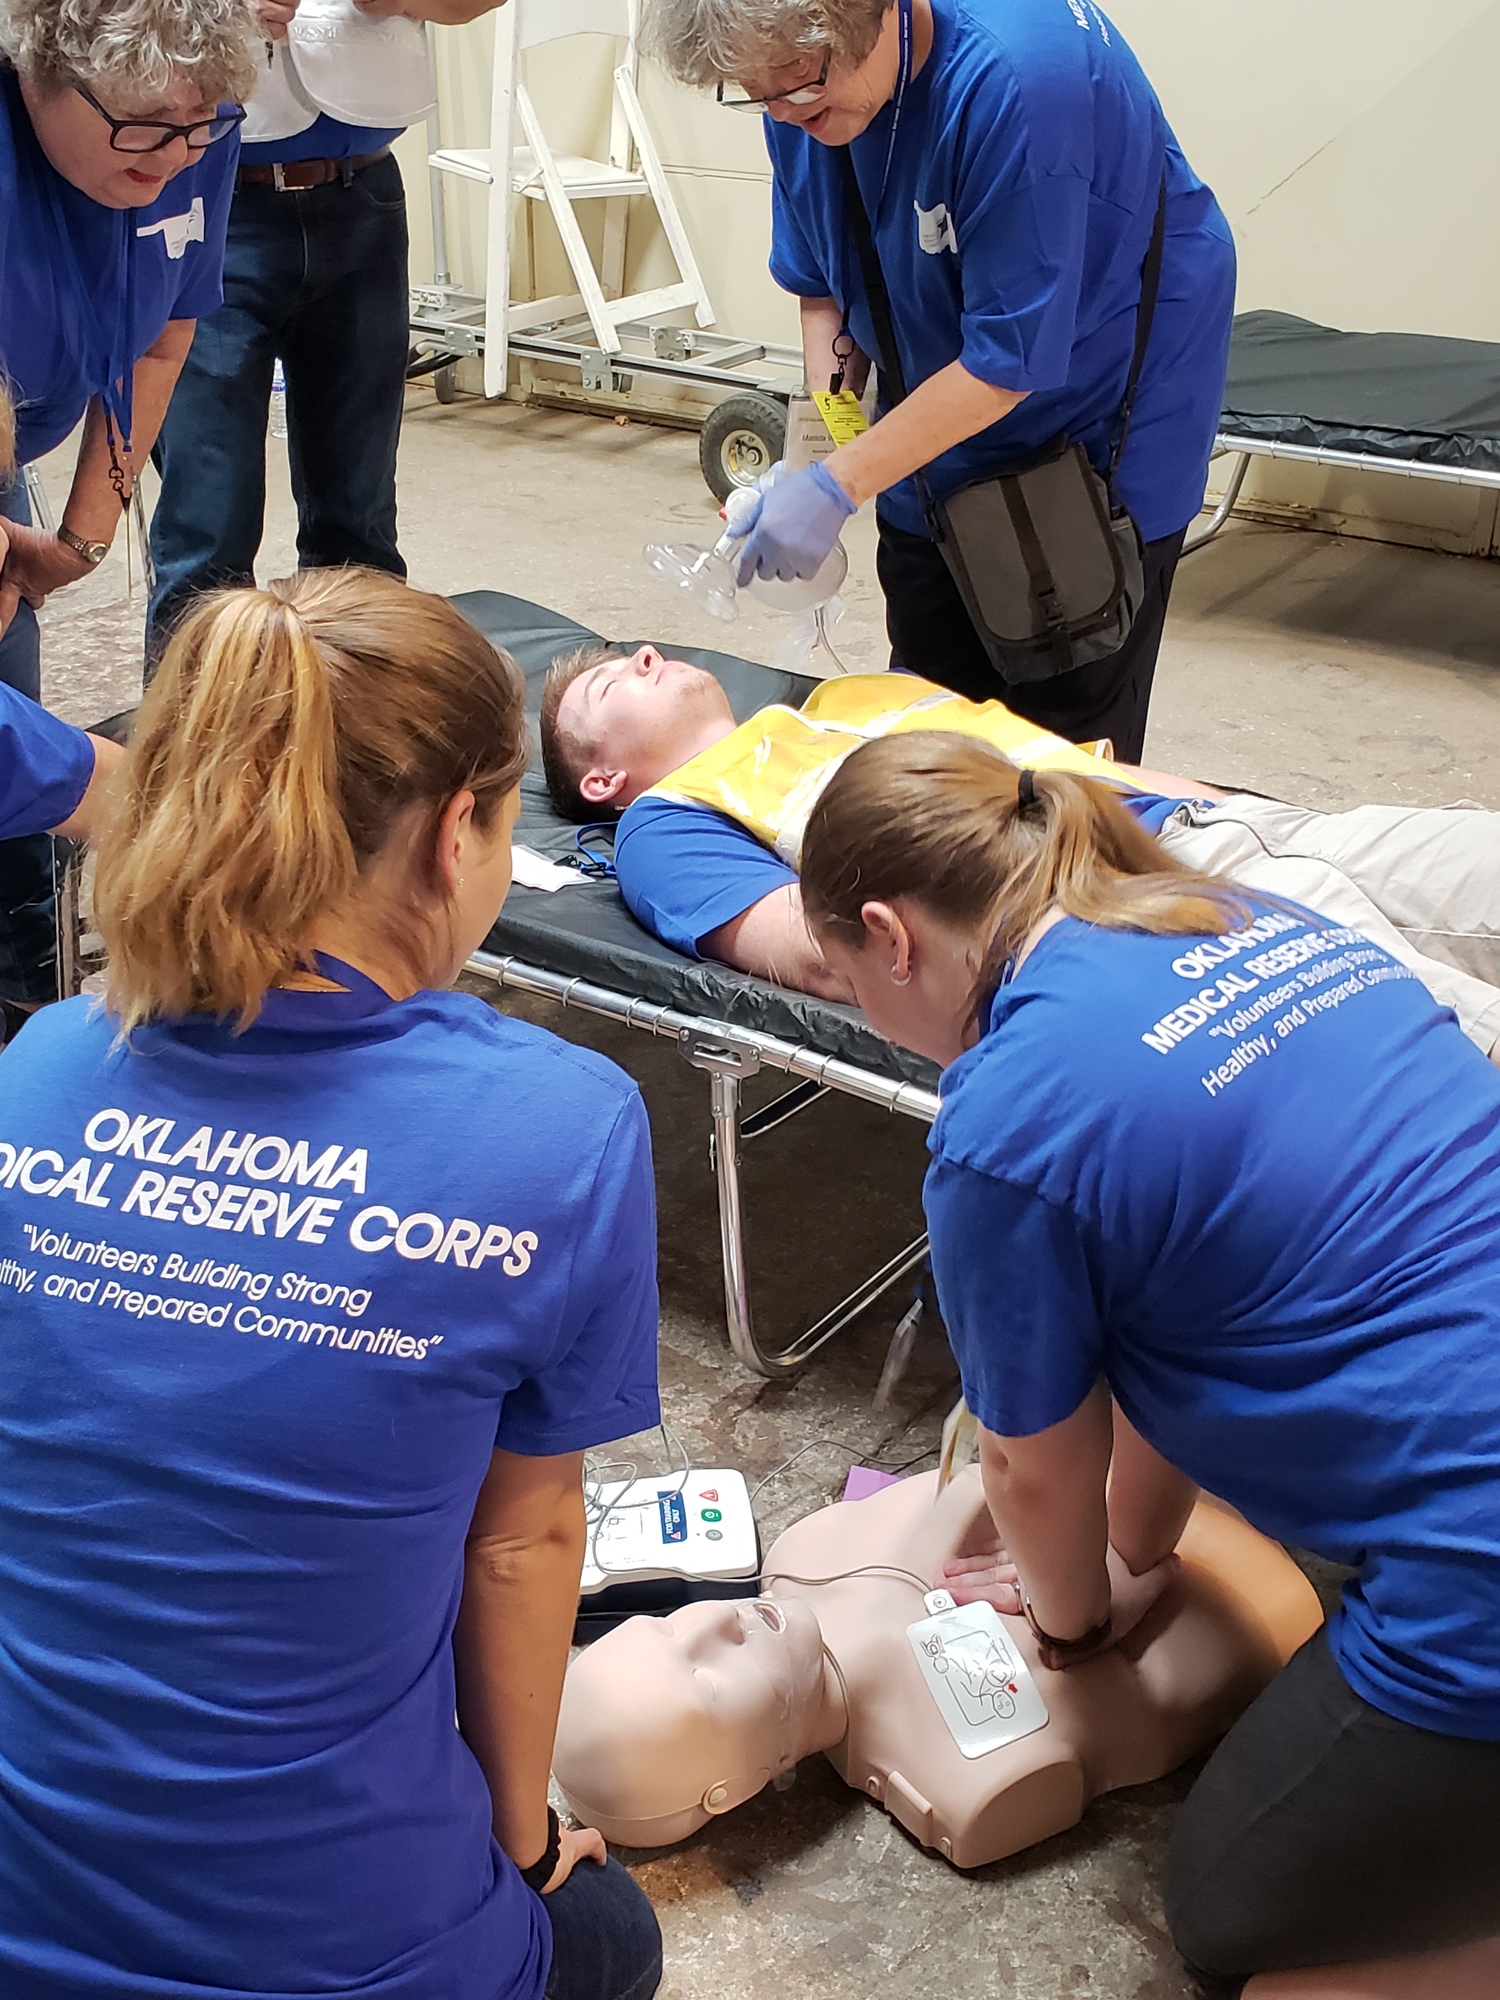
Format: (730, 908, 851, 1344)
(838, 146, 1167, 684)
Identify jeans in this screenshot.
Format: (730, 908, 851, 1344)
(540, 1856, 662, 2000)
(148, 152, 410, 665)
(1163, 1628, 1500, 1998)
(877, 516, 1187, 763)
(0, 474, 61, 1006)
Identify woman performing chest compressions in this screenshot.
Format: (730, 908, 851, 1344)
(0, 571, 663, 2000)
(798, 733, 1500, 2000)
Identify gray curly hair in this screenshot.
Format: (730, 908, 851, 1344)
(0, 0, 263, 109)
(642, 0, 890, 88)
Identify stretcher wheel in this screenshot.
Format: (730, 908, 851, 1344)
(434, 363, 459, 405)
(700, 393, 787, 503)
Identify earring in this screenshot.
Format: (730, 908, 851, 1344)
(890, 965, 912, 987)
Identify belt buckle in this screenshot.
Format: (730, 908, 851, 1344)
(272, 162, 287, 193)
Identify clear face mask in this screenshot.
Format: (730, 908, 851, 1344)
(644, 467, 851, 673)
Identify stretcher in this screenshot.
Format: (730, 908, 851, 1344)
(1188, 310, 1500, 552)
(454, 592, 940, 1380)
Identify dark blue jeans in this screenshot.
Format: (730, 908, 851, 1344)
(540, 1856, 661, 2000)
(0, 474, 60, 1006)
(148, 152, 410, 664)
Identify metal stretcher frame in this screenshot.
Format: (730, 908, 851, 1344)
(1185, 432, 1500, 555)
(465, 949, 940, 1379)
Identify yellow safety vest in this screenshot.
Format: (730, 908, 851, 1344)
(644, 675, 1147, 865)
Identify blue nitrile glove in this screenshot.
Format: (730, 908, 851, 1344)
(733, 459, 857, 587)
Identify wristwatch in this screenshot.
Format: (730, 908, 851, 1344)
(517, 1806, 561, 1892)
(57, 526, 109, 567)
(1022, 1593, 1112, 1664)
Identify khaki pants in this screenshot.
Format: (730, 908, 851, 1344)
(1157, 797, 1500, 1055)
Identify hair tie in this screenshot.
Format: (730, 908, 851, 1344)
(1017, 768, 1037, 814)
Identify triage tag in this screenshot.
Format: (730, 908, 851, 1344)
(812, 389, 870, 446)
(907, 1589, 1049, 1759)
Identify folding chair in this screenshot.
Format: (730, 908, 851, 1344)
(428, 0, 715, 397)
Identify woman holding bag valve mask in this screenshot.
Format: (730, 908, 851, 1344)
(797, 731, 1500, 2000)
(0, 570, 663, 2000)
(646, 0, 1235, 760)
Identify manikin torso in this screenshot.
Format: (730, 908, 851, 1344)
(554, 1468, 1324, 1869)
(768, 1467, 1321, 1866)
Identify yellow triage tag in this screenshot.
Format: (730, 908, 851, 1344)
(812, 389, 869, 445)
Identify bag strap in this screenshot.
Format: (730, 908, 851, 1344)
(1106, 172, 1169, 492)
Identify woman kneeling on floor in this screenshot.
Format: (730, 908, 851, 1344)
(799, 732, 1500, 2000)
(0, 570, 663, 2000)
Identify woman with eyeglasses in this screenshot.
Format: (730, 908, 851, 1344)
(0, 0, 258, 1023)
(645, 0, 1235, 766)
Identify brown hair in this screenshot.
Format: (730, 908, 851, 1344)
(540, 641, 611, 823)
(800, 733, 1247, 1020)
(94, 568, 528, 1033)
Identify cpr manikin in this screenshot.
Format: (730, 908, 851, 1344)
(553, 1468, 1323, 1868)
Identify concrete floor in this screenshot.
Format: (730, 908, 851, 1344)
(29, 387, 1500, 1999)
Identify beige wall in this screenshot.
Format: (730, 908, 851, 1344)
(401, 2, 1500, 553)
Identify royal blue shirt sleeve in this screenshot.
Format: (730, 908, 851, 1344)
(615, 795, 799, 958)
(0, 683, 96, 839)
(926, 1157, 1104, 1437)
(769, 167, 832, 299)
(494, 1090, 661, 1455)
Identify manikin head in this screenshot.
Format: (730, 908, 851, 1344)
(540, 643, 737, 822)
(553, 1595, 844, 1845)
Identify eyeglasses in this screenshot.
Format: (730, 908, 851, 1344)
(716, 50, 831, 112)
(72, 81, 245, 155)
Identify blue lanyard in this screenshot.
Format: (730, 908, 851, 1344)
(876, 0, 915, 220)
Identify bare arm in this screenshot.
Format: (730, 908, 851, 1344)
(825, 358, 1027, 509)
(800, 295, 870, 399)
(452, 1449, 593, 1878)
(1107, 1402, 1198, 1575)
(4, 320, 197, 605)
(976, 1385, 1179, 1668)
(702, 883, 854, 1001)
(51, 733, 127, 840)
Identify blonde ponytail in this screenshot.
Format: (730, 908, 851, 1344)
(94, 568, 528, 1033)
(800, 732, 1248, 1022)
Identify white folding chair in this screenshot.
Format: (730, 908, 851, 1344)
(428, 0, 715, 396)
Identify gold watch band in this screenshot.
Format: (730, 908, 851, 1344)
(57, 526, 109, 567)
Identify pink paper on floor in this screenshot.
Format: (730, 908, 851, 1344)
(843, 1466, 902, 1503)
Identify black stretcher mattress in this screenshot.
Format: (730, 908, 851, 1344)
(1221, 310, 1500, 478)
(455, 591, 939, 1094)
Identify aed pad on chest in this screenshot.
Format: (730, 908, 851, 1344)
(907, 1592, 1049, 1758)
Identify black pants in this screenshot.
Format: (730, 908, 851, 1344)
(876, 517, 1186, 763)
(1164, 1628, 1500, 1998)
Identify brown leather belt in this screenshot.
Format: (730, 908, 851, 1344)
(237, 146, 391, 192)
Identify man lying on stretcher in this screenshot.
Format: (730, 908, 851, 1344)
(540, 644, 1500, 1062)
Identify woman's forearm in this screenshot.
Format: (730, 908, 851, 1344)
(825, 359, 1026, 508)
(799, 295, 870, 399)
(1108, 1403, 1198, 1573)
(977, 1383, 1114, 1640)
(62, 319, 196, 545)
(452, 1452, 588, 1867)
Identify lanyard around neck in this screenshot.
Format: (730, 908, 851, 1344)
(875, 0, 915, 219)
(37, 151, 136, 491)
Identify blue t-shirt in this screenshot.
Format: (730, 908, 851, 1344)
(0, 65, 239, 465)
(614, 784, 1181, 958)
(240, 112, 404, 166)
(926, 904, 1500, 1738)
(0, 962, 660, 1999)
(0, 683, 95, 839)
(766, 0, 1236, 540)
